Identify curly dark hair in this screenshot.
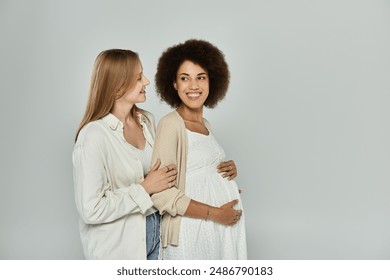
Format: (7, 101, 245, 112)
(155, 39, 230, 108)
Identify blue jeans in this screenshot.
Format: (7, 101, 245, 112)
(146, 212, 160, 260)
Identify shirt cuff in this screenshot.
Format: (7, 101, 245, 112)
(128, 184, 154, 214)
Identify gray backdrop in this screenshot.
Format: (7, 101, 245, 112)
(1, 0, 389, 259)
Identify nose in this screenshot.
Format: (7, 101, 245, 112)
(143, 74, 150, 86)
(189, 78, 199, 90)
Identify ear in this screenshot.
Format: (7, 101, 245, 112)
(173, 81, 177, 90)
(116, 88, 123, 99)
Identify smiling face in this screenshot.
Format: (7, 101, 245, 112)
(174, 60, 209, 111)
(117, 62, 150, 105)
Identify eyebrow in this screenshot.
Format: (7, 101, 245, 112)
(179, 72, 208, 76)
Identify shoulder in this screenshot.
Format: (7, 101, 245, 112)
(159, 111, 183, 126)
(75, 120, 107, 148)
(155, 111, 185, 137)
(203, 117, 213, 132)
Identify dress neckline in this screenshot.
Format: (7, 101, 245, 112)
(186, 128, 210, 137)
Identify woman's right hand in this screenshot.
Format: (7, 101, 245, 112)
(210, 199, 242, 226)
(141, 159, 177, 195)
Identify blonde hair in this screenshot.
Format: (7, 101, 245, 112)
(75, 49, 141, 141)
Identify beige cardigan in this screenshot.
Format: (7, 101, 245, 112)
(151, 110, 212, 247)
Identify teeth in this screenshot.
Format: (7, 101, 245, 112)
(188, 93, 200, 98)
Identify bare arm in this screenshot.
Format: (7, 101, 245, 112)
(185, 199, 242, 225)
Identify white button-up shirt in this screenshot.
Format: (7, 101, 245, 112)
(72, 112, 155, 259)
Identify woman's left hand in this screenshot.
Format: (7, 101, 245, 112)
(217, 160, 237, 180)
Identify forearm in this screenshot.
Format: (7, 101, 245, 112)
(76, 183, 153, 224)
(184, 199, 241, 226)
(184, 199, 219, 221)
(152, 187, 191, 216)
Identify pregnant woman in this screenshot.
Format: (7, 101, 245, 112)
(151, 39, 247, 259)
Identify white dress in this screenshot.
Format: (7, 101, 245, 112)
(162, 129, 247, 260)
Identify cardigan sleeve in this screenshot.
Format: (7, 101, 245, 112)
(150, 115, 191, 216)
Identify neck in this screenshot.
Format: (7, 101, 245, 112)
(177, 105, 204, 122)
(111, 101, 135, 124)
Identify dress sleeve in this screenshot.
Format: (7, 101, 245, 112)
(73, 127, 153, 225)
(150, 116, 191, 216)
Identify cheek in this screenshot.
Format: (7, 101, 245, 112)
(201, 82, 210, 93)
(177, 84, 186, 93)
(200, 80, 209, 89)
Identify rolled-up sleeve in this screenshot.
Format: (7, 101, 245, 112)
(150, 116, 191, 216)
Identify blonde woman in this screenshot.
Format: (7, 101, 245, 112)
(73, 49, 176, 259)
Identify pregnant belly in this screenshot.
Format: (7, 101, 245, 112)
(185, 172, 241, 208)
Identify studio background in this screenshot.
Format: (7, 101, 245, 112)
(1, 0, 389, 259)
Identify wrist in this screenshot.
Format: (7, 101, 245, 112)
(140, 182, 152, 195)
(206, 206, 218, 221)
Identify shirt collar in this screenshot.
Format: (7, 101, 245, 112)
(137, 112, 148, 127)
(102, 112, 147, 131)
(102, 113, 124, 131)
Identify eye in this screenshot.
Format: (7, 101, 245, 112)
(180, 76, 188, 81)
(198, 75, 207, 80)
